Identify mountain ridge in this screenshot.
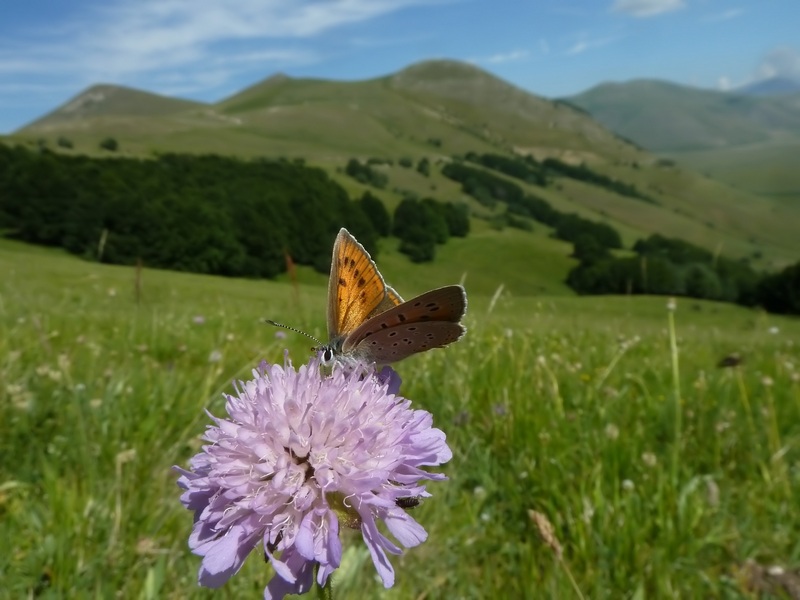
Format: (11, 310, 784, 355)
(567, 78, 800, 152)
(7, 59, 799, 269)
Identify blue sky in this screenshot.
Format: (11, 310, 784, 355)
(1, 0, 798, 133)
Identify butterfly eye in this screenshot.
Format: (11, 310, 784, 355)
(321, 347, 334, 364)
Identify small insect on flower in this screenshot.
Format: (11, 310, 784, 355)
(174, 355, 451, 600)
(395, 496, 422, 510)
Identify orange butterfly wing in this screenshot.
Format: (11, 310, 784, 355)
(368, 285, 404, 319)
(327, 228, 388, 341)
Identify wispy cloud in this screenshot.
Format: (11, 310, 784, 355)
(0, 0, 441, 96)
(702, 8, 745, 22)
(566, 35, 618, 56)
(471, 49, 530, 65)
(754, 46, 800, 81)
(611, 0, 685, 18)
(539, 39, 550, 55)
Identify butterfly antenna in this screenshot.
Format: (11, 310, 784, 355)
(264, 319, 324, 346)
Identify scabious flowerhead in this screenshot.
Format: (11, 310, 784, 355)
(175, 355, 451, 599)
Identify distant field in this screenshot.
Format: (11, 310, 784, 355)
(2, 239, 799, 598)
(668, 138, 800, 202)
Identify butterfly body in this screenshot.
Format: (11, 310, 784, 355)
(322, 228, 466, 367)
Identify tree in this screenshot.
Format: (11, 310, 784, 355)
(99, 137, 119, 152)
(442, 202, 470, 237)
(756, 261, 800, 315)
(683, 263, 722, 300)
(572, 235, 609, 264)
(358, 192, 391, 236)
(393, 198, 440, 263)
(416, 157, 430, 177)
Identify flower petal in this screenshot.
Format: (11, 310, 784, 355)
(264, 547, 315, 600)
(197, 524, 259, 587)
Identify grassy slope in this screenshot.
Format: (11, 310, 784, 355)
(7, 61, 799, 270)
(568, 79, 800, 212)
(667, 137, 800, 200)
(3, 240, 799, 598)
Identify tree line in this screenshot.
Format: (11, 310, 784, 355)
(443, 152, 798, 315)
(567, 233, 800, 315)
(441, 159, 622, 252)
(0, 145, 465, 276)
(464, 152, 655, 204)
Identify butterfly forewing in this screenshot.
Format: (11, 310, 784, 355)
(327, 229, 387, 339)
(341, 285, 467, 354)
(367, 284, 404, 319)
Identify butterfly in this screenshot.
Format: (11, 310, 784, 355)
(268, 228, 467, 366)
(310, 227, 467, 367)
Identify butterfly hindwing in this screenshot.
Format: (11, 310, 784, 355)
(341, 285, 467, 354)
(327, 229, 387, 340)
(352, 321, 466, 364)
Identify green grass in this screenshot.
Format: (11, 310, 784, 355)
(668, 137, 800, 200)
(2, 240, 799, 598)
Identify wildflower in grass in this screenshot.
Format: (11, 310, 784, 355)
(192, 315, 206, 325)
(453, 410, 470, 426)
(582, 498, 594, 523)
(207, 349, 223, 363)
(175, 356, 451, 599)
(641, 452, 657, 468)
(706, 479, 720, 508)
(604, 423, 619, 440)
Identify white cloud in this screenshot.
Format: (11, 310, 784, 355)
(717, 76, 731, 91)
(0, 0, 440, 93)
(566, 36, 618, 56)
(611, 0, 685, 18)
(755, 46, 800, 81)
(482, 50, 530, 64)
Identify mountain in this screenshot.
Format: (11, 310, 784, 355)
(21, 84, 208, 133)
(738, 76, 800, 96)
(8, 60, 800, 268)
(15, 60, 640, 162)
(566, 79, 800, 152)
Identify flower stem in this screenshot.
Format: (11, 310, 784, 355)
(314, 564, 333, 600)
(667, 306, 681, 487)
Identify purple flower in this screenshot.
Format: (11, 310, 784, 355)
(174, 356, 451, 599)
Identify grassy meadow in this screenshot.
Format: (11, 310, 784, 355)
(2, 236, 800, 599)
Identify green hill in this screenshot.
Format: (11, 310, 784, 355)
(566, 80, 800, 200)
(20, 84, 208, 133)
(566, 79, 800, 153)
(8, 60, 800, 274)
